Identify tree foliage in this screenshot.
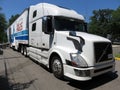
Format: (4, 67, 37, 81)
(88, 8, 120, 41)
(88, 9, 113, 37)
(111, 7, 120, 39)
(0, 7, 7, 43)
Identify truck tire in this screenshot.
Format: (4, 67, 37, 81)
(21, 45, 24, 54)
(23, 46, 27, 57)
(51, 56, 64, 79)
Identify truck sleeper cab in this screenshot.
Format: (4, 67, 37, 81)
(33, 15, 115, 81)
(7, 3, 115, 81)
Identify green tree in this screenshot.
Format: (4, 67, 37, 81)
(111, 7, 120, 40)
(88, 9, 114, 37)
(8, 14, 19, 26)
(0, 7, 7, 43)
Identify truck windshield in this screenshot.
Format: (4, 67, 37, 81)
(54, 16, 87, 32)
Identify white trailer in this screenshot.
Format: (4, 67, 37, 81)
(7, 9, 28, 51)
(7, 3, 115, 81)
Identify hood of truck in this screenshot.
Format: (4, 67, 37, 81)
(56, 31, 110, 42)
(55, 31, 112, 66)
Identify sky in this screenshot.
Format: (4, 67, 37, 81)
(0, 0, 120, 22)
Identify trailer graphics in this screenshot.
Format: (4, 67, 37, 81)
(7, 3, 115, 81)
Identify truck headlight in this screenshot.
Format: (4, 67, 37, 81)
(70, 53, 88, 68)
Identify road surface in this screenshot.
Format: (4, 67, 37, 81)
(0, 48, 120, 90)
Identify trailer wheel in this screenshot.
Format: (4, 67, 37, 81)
(23, 46, 27, 57)
(21, 45, 24, 54)
(51, 56, 64, 79)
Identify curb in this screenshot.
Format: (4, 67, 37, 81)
(115, 57, 120, 60)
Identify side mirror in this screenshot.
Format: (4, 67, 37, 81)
(84, 23, 88, 32)
(42, 16, 53, 34)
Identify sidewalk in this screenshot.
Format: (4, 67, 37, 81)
(112, 45, 120, 57)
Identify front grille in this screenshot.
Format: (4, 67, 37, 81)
(94, 42, 112, 63)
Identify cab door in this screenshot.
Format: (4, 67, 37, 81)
(41, 16, 54, 50)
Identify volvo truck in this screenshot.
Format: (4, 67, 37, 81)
(7, 3, 115, 81)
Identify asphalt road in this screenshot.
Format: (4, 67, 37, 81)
(0, 48, 120, 90)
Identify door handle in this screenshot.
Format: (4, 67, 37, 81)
(43, 43, 45, 46)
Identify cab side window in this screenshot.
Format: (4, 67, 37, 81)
(32, 23, 36, 31)
(33, 10, 37, 18)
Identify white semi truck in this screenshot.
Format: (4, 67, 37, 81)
(7, 3, 115, 81)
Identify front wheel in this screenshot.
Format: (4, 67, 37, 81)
(51, 56, 64, 79)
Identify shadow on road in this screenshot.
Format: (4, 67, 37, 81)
(0, 76, 36, 90)
(0, 75, 11, 90)
(67, 72, 118, 90)
(11, 79, 36, 90)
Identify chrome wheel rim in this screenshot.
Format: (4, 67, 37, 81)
(52, 59, 62, 75)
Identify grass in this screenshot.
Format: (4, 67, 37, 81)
(115, 54, 120, 60)
(115, 54, 120, 58)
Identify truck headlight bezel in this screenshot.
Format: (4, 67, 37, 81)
(70, 53, 88, 68)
